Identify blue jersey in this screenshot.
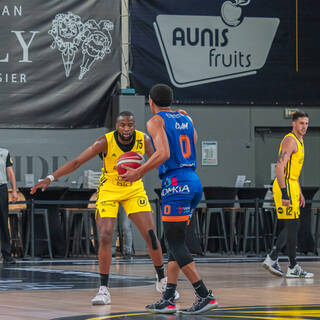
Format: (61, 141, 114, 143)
(156, 111, 197, 179)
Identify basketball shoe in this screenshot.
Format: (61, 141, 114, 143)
(181, 290, 218, 315)
(156, 275, 180, 300)
(262, 254, 284, 277)
(146, 297, 177, 314)
(286, 264, 314, 278)
(91, 286, 111, 305)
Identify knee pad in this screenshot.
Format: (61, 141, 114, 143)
(173, 245, 193, 268)
(167, 249, 176, 262)
(148, 229, 158, 250)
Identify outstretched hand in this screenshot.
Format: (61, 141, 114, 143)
(120, 165, 141, 182)
(30, 177, 51, 194)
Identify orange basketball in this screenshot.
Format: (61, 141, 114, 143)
(116, 151, 144, 175)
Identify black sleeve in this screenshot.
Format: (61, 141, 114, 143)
(6, 153, 13, 167)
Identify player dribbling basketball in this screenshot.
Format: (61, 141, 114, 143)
(31, 111, 175, 305)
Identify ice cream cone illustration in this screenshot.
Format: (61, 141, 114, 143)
(79, 54, 95, 80)
(62, 44, 76, 77)
(49, 12, 85, 77)
(78, 20, 114, 79)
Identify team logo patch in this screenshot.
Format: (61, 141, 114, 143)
(137, 197, 147, 207)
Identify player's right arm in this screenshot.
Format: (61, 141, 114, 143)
(31, 136, 107, 194)
(275, 136, 297, 206)
(120, 115, 170, 182)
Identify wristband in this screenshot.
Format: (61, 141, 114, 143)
(281, 188, 289, 200)
(46, 175, 55, 182)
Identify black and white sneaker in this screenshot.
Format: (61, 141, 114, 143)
(181, 290, 218, 315)
(286, 264, 314, 278)
(146, 297, 177, 314)
(262, 254, 284, 277)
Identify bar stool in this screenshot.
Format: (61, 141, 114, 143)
(24, 208, 53, 259)
(8, 190, 27, 257)
(298, 187, 319, 254)
(203, 187, 238, 254)
(237, 188, 268, 255)
(64, 192, 98, 257)
(314, 208, 320, 255)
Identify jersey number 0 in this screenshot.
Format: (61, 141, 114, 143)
(179, 135, 191, 159)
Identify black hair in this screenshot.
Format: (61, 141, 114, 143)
(149, 84, 173, 107)
(117, 111, 135, 121)
(292, 110, 309, 121)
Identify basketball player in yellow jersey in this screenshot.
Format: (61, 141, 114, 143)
(31, 111, 178, 305)
(263, 111, 313, 278)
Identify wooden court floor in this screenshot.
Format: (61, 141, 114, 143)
(0, 257, 319, 320)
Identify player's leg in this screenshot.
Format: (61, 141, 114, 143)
(148, 173, 218, 314)
(262, 181, 285, 276)
(285, 183, 313, 278)
(118, 206, 133, 258)
(129, 211, 163, 265)
(96, 214, 117, 275)
(91, 194, 120, 305)
(122, 192, 168, 295)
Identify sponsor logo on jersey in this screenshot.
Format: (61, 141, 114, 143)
(178, 206, 191, 215)
(161, 184, 190, 197)
(164, 177, 178, 187)
(165, 113, 182, 119)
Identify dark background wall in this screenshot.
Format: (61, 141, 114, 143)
(2, 96, 319, 250)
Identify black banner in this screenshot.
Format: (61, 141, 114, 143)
(0, 1, 121, 128)
(130, 0, 320, 105)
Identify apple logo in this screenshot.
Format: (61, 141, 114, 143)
(221, 0, 250, 27)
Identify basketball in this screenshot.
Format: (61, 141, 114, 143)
(116, 151, 144, 175)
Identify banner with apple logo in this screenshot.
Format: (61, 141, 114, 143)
(130, 0, 320, 105)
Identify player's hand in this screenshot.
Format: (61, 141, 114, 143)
(120, 166, 141, 182)
(11, 190, 18, 203)
(300, 193, 305, 207)
(177, 109, 188, 115)
(30, 178, 51, 194)
(282, 199, 291, 207)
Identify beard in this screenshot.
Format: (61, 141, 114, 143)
(118, 132, 133, 142)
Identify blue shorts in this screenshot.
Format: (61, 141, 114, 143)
(160, 169, 202, 222)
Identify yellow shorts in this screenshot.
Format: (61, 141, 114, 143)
(273, 179, 300, 220)
(95, 180, 152, 218)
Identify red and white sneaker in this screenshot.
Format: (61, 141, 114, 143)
(146, 297, 177, 314)
(181, 290, 218, 315)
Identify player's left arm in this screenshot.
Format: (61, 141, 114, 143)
(31, 137, 107, 194)
(298, 180, 305, 208)
(144, 133, 155, 158)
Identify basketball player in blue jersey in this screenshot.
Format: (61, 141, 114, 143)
(122, 84, 218, 314)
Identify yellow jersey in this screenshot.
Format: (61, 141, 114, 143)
(101, 130, 145, 188)
(279, 132, 304, 181)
